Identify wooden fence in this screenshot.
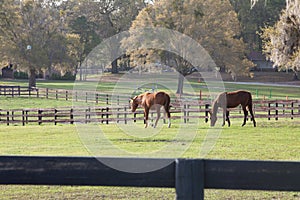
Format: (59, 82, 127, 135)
(0, 86, 128, 105)
(0, 100, 300, 125)
(0, 85, 39, 97)
(0, 156, 299, 199)
(0, 86, 210, 105)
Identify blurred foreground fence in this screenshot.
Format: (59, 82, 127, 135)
(0, 156, 299, 199)
(0, 99, 300, 125)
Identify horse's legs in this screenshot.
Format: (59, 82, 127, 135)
(164, 105, 171, 128)
(242, 106, 248, 126)
(153, 108, 161, 128)
(221, 108, 226, 126)
(226, 110, 231, 127)
(248, 104, 256, 127)
(144, 108, 150, 128)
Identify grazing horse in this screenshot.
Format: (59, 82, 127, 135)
(209, 90, 256, 127)
(130, 91, 171, 128)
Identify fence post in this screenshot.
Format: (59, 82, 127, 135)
(96, 93, 99, 104)
(26, 110, 29, 124)
(11, 111, 14, 121)
(275, 102, 278, 120)
(124, 107, 127, 124)
(70, 109, 74, 124)
(38, 110, 42, 125)
(54, 109, 57, 125)
(291, 102, 294, 119)
(268, 103, 271, 120)
(85, 107, 90, 124)
(56, 90, 58, 100)
(46, 88, 49, 99)
(22, 110, 25, 126)
(183, 104, 187, 124)
(106, 94, 109, 105)
(116, 107, 120, 123)
(106, 107, 109, 124)
(175, 159, 204, 200)
(205, 104, 209, 123)
(18, 86, 21, 96)
(66, 91, 68, 101)
(6, 111, 9, 126)
(199, 90, 202, 101)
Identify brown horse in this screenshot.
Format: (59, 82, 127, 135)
(130, 91, 171, 128)
(209, 90, 256, 127)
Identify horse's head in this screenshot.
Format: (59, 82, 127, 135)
(209, 110, 217, 127)
(130, 96, 141, 112)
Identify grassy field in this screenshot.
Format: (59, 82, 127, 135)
(0, 118, 299, 199)
(0, 77, 300, 199)
(1, 73, 300, 100)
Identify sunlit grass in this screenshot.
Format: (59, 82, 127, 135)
(0, 118, 299, 199)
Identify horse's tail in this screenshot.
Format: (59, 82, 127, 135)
(164, 93, 171, 118)
(164, 94, 171, 109)
(247, 91, 256, 126)
(247, 92, 253, 109)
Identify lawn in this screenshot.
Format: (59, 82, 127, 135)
(0, 118, 299, 199)
(0, 77, 299, 199)
(1, 72, 300, 100)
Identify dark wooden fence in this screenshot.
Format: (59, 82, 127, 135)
(0, 86, 126, 105)
(1, 100, 300, 125)
(0, 85, 39, 97)
(0, 156, 299, 199)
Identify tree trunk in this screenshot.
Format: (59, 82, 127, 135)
(176, 73, 184, 94)
(28, 68, 36, 89)
(111, 59, 118, 74)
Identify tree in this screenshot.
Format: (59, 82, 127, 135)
(261, 1, 300, 80)
(124, 0, 253, 94)
(230, 0, 285, 51)
(61, 0, 146, 75)
(0, 0, 70, 87)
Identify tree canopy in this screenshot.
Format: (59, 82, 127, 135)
(261, 1, 300, 79)
(0, 0, 290, 88)
(123, 0, 253, 93)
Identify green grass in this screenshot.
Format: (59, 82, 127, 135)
(0, 77, 299, 199)
(0, 118, 299, 199)
(0, 96, 75, 109)
(1, 75, 300, 100)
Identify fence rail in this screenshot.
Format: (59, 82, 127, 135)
(0, 156, 299, 199)
(0, 99, 300, 125)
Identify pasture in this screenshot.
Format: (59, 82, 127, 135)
(0, 77, 300, 199)
(0, 120, 300, 199)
